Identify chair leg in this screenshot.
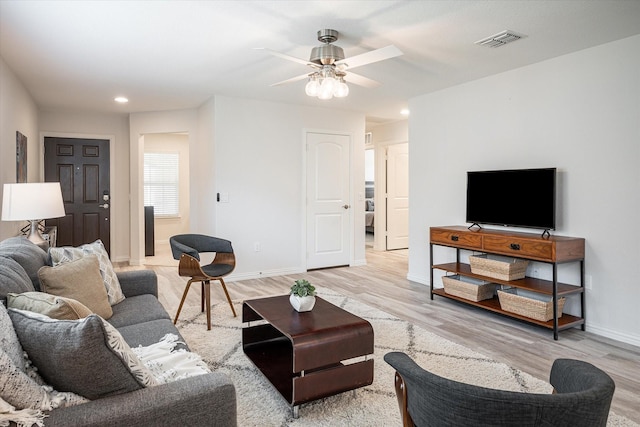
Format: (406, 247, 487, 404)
(204, 280, 211, 330)
(174, 279, 195, 325)
(219, 277, 237, 317)
(200, 281, 205, 313)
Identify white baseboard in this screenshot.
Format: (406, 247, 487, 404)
(227, 267, 305, 282)
(407, 273, 428, 285)
(585, 324, 640, 348)
(351, 258, 367, 267)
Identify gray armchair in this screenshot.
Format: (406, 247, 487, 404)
(384, 352, 615, 427)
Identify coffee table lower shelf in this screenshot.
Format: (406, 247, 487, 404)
(243, 324, 373, 407)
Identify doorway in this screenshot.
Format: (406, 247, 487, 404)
(370, 141, 409, 251)
(142, 133, 190, 266)
(43, 136, 112, 253)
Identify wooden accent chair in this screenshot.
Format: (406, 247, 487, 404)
(384, 352, 615, 427)
(169, 234, 236, 330)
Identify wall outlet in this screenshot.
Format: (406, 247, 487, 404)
(585, 275, 593, 291)
(254, 242, 261, 252)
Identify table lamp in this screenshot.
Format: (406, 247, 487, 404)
(1, 182, 66, 245)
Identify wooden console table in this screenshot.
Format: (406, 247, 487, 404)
(430, 226, 585, 340)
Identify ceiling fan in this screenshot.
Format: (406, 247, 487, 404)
(257, 29, 403, 99)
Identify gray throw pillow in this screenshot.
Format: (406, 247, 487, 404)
(0, 236, 49, 291)
(8, 309, 158, 400)
(0, 257, 35, 302)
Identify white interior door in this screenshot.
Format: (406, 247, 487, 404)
(306, 132, 351, 269)
(386, 143, 409, 250)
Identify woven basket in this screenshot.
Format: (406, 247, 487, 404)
(497, 289, 565, 322)
(442, 275, 495, 302)
(469, 254, 529, 281)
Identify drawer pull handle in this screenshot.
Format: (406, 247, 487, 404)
(451, 235, 459, 242)
(510, 243, 521, 250)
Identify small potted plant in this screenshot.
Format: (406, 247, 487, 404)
(289, 279, 316, 312)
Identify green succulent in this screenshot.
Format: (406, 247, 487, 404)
(290, 279, 316, 297)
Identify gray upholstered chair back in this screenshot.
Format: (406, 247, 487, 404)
(169, 234, 233, 261)
(384, 352, 615, 427)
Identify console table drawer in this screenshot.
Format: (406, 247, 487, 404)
(431, 229, 482, 249)
(483, 236, 553, 260)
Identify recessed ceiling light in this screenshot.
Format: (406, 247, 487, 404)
(400, 109, 410, 116)
(114, 96, 129, 103)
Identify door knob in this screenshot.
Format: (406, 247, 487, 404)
(98, 203, 109, 209)
(342, 204, 350, 209)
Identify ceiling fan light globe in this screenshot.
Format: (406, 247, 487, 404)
(334, 82, 349, 98)
(305, 80, 319, 97)
(321, 77, 337, 93)
(317, 84, 334, 100)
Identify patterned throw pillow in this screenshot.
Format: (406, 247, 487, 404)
(48, 240, 125, 305)
(7, 292, 92, 320)
(8, 309, 157, 400)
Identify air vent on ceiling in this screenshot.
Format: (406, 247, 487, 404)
(475, 30, 525, 48)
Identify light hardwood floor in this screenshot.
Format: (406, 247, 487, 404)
(131, 244, 640, 423)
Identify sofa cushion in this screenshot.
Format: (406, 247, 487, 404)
(107, 294, 170, 329)
(7, 292, 92, 320)
(49, 239, 125, 305)
(0, 236, 48, 291)
(38, 255, 112, 320)
(0, 257, 34, 302)
(8, 309, 158, 400)
(117, 319, 187, 349)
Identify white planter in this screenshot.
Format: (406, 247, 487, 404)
(289, 294, 316, 312)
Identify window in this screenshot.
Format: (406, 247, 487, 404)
(144, 152, 179, 217)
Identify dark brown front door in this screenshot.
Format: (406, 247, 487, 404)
(44, 137, 111, 253)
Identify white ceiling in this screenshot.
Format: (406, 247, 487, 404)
(1, 1, 639, 124)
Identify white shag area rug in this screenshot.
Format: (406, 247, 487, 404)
(175, 288, 636, 427)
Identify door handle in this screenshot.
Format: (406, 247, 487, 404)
(98, 203, 109, 209)
(342, 204, 350, 209)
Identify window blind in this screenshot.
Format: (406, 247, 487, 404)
(144, 152, 179, 216)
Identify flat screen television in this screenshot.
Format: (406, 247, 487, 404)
(466, 167, 556, 231)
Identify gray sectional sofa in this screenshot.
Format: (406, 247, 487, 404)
(0, 236, 236, 426)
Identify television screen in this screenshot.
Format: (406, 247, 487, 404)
(466, 168, 556, 230)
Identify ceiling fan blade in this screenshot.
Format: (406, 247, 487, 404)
(270, 73, 310, 87)
(254, 48, 320, 68)
(336, 45, 403, 70)
(344, 72, 381, 88)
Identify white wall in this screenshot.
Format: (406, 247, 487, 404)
(408, 35, 640, 345)
(38, 111, 130, 262)
(213, 96, 366, 279)
(143, 133, 190, 242)
(0, 57, 39, 239)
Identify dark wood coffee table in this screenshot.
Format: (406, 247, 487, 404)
(242, 295, 374, 417)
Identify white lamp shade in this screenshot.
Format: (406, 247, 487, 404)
(2, 182, 66, 221)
